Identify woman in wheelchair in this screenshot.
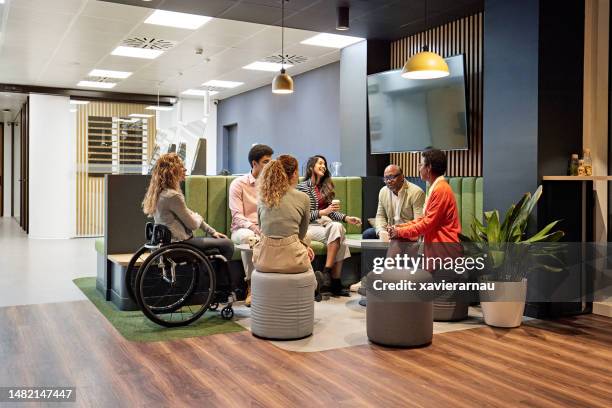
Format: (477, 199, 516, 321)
(142, 153, 233, 259)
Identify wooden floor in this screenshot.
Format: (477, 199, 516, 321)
(1, 301, 611, 408)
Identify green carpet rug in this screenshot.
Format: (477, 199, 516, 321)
(73, 277, 245, 342)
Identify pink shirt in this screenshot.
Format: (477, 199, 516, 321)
(229, 172, 258, 232)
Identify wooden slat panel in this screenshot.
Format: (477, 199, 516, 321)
(390, 13, 483, 177)
(76, 102, 156, 237)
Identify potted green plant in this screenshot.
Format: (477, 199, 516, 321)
(460, 186, 564, 327)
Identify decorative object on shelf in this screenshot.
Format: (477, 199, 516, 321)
(583, 148, 592, 176)
(401, 0, 449, 80)
(568, 153, 579, 176)
(272, 0, 294, 94)
(577, 159, 586, 176)
(460, 186, 564, 328)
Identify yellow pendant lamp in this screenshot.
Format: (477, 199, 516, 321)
(272, 0, 294, 94)
(401, 45, 449, 79)
(401, 0, 449, 80)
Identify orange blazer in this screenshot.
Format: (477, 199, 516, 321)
(395, 179, 461, 243)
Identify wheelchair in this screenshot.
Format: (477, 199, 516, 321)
(125, 223, 237, 327)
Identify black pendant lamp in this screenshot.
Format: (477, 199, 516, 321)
(272, 0, 294, 94)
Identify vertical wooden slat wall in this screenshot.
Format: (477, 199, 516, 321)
(389, 13, 483, 177)
(76, 102, 156, 237)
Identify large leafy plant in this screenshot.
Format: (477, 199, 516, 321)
(460, 186, 565, 281)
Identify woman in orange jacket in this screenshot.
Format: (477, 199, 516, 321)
(388, 149, 461, 243)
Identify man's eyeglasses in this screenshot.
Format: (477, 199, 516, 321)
(383, 173, 402, 182)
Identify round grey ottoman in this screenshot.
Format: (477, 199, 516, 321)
(366, 268, 433, 347)
(432, 268, 469, 322)
(250, 269, 316, 340)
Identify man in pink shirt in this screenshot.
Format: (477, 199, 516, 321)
(229, 144, 273, 305)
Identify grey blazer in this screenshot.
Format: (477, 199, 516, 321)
(153, 189, 216, 241)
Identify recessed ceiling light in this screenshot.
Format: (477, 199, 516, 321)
(181, 89, 219, 96)
(89, 69, 132, 79)
(144, 10, 212, 30)
(146, 106, 174, 111)
(129, 113, 154, 118)
(77, 81, 116, 89)
(300, 33, 364, 48)
(70, 100, 90, 105)
(111, 46, 163, 59)
(243, 61, 293, 72)
(202, 80, 244, 89)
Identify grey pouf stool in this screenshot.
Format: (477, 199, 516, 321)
(366, 268, 434, 347)
(250, 269, 316, 340)
(432, 268, 469, 322)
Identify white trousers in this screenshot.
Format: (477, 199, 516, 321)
(231, 228, 256, 280)
(307, 222, 351, 263)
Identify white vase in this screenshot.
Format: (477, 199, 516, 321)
(480, 279, 527, 328)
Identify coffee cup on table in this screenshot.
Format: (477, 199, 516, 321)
(378, 230, 390, 242)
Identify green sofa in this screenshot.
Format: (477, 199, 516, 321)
(184, 176, 364, 256)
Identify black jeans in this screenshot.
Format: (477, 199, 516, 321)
(184, 237, 234, 261)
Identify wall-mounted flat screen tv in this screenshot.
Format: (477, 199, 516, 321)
(367, 54, 468, 153)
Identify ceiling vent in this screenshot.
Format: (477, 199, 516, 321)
(121, 37, 177, 51)
(263, 54, 308, 65)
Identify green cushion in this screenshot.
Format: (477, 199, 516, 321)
(448, 178, 462, 224)
(461, 178, 476, 234)
(225, 176, 238, 235)
(95, 238, 104, 255)
(311, 240, 327, 255)
(206, 177, 228, 235)
(185, 176, 208, 237)
(475, 177, 483, 223)
(345, 177, 363, 234)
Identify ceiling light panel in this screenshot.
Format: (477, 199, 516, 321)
(144, 10, 212, 30)
(70, 100, 90, 105)
(111, 46, 164, 59)
(88, 69, 132, 79)
(129, 113, 154, 118)
(243, 61, 293, 72)
(77, 81, 116, 89)
(181, 89, 219, 96)
(202, 80, 244, 89)
(300, 33, 364, 49)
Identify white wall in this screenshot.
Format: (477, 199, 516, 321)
(28, 94, 75, 239)
(157, 97, 217, 174)
(2, 122, 11, 217)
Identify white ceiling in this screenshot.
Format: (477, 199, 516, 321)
(0, 0, 360, 101)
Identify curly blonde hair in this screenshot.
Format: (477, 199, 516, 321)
(258, 155, 298, 208)
(142, 153, 184, 216)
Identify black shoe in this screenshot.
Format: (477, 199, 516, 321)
(314, 271, 324, 302)
(330, 278, 351, 297)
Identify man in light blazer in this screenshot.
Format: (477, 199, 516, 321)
(362, 164, 425, 239)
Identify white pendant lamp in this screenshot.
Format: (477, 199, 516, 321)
(401, 0, 449, 80)
(272, 0, 294, 94)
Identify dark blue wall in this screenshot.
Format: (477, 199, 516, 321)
(217, 62, 340, 174)
(483, 0, 540, 214)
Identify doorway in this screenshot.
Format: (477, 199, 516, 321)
(222, 124, 238, 174)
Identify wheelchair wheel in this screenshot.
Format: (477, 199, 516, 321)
(125, 246, 153, 302)
(135, 244, 216, 327)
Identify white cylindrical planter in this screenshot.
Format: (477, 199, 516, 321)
(480, 279, 527, 328)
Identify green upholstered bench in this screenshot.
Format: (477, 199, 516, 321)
(184, 176, 363, 256)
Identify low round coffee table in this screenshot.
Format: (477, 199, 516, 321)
(345, 238, 390, 306)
